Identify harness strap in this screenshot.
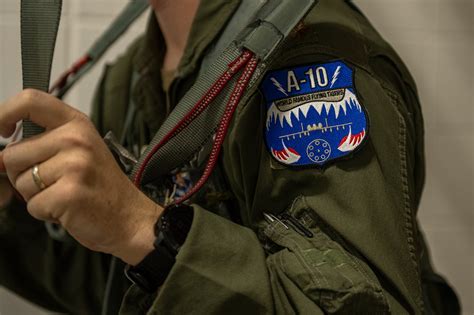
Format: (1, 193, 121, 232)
(132, 0, 317, 188)
(50, 0, 149, 98)
(21, 0, 62, 138)
(239, 0, 315, 60)
(199, 0, 267, 74)
(176, 52, 259, 204)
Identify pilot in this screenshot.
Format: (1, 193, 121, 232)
(0, 0, 459, 314)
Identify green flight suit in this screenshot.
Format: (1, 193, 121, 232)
(0, 0, 459, 314)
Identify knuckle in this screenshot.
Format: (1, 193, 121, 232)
(62, 132, 87, 149)
(2, 150, 20, 179)
(53, 185, 76, 210)
(72, 112, 94, 130)
(2, 148, 13, 168)
(26, 200, 45, 221)
(71, 157, 90, 175)
(61, 179, 80, 197)
(61, 132, 81, 146)
(19, 89, 41, 105)
(78, 136, 94, 151)
(71, 159, 87, 175)
(74, 111, 90, 123)
(13, 172, 24, 191)
(62, 130, 93, 151)
(57, 183, 82, 210)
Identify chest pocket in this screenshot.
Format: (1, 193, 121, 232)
(260, 196, 390, 314)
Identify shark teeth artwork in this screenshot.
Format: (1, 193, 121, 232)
(266, 89, 362, 128)
(272, 141, 302, 164)
(338, 127, 366, 152)
(260, 61, 369, 167)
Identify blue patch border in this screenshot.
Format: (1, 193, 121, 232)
(260, 59, 371, 169)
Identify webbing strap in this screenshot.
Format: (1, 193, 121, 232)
(199, 0, 267, 74)
(241, 0, 316, 59)
(21, 0, 62, 138)
(88, 0, 149, 60)
(53, 0, 149, 98)
(132, 0, 317, 186)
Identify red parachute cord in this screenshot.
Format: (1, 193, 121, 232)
(133, 50, 256, 188)
(175, 53, 259, 204)
(49, 55, 92, 94)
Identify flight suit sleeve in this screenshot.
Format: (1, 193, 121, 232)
(0, 193, 111, 313)
(119, 52, 425, 314)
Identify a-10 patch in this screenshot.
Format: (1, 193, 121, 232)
(260, 61, 369, 167)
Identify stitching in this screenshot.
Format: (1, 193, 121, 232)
(274, 228, 324, 287)
(266, 216, 391, 312)
(298, 204, 380, 291)
(299, 200, 389, 308)
(333, 238, 376, 287)
(335, 263, 356, 287)
(382, 86, 424, 311)
(288, 235, 326, 287)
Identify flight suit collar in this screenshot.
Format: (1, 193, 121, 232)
(177, 0, 241, 78)
(131, 0, 241, 135)
(132, 13, 165, 77)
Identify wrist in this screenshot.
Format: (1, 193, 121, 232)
(124, 203, 194, 292)
(115, 196, 164, 265)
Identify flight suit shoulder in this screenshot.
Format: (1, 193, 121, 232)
(103, 35, 143, 91)
(274, 0, 418, 96)
(261, 0, 423, 153)
(91, 34, 144, 136)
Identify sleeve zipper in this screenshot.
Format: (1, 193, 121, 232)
(264, 212, 313, 238)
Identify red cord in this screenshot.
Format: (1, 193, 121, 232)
(49, 55, 91, 93)
(175, 54, 258, 204)
(133, 50, 255, 187)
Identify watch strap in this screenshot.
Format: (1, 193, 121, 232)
(125, 237, 175, 293)
(124, 204, 193, 293)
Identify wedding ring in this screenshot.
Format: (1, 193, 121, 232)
(32, 164, 47, 191)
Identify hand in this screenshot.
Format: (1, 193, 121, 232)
(0, 89, 162, 265)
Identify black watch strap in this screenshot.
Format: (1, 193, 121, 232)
(125, 239, 175, 293)
(124, 204, 193, 293)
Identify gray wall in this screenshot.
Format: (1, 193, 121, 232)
(356, 1, 473, 314)
(0, 0, 472, 314)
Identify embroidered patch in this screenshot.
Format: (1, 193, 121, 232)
(261, 61, 368, 167)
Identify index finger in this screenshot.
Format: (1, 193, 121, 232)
(0, 89, 78, 138)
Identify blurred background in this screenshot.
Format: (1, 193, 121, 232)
(0, 0, 472, 314)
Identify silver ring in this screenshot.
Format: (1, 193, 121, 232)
(32, 164, 46, 191)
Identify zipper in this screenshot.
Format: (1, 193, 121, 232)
(264, 212, 313, 238)
(279, 212, 314, 238)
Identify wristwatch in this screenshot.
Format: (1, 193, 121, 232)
(125, 203, 194, 293)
